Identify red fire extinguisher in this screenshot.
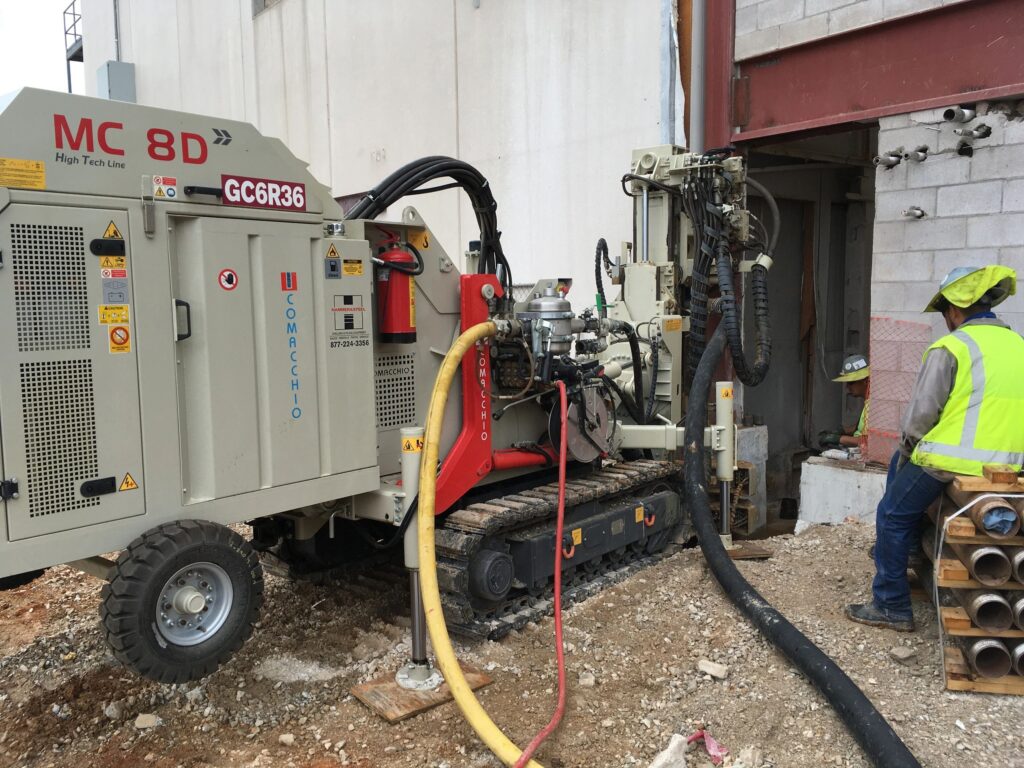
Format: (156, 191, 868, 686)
(374, 231, 424, 344)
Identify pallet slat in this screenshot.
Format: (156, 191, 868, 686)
(953, 475, 1024, 494)
(944, 647, 1024, 694)
(940, 606, 1024, 638)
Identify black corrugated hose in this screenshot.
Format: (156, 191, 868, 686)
(594, 238, 610, 319)
(714, 234, 771, 387)
(683, 326, 922, 768)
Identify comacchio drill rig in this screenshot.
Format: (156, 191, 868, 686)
(0, 89, 774, 684)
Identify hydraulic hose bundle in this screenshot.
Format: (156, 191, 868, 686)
(677, 157, 778, 388)
(683, 326, 922, 768)
(345, 156, 513, 296)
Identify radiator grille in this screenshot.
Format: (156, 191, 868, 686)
(374, 353, 416, 429)
(12, 223, 90, 352)
(20, 361, 99, 518)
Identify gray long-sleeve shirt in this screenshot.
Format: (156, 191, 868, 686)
(900, 316, 1014, 480)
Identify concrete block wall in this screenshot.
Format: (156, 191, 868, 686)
(735, 0, 969, 61)
(871, 102, 1024, 338)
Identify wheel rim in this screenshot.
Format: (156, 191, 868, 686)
(155, 562, 233, 647)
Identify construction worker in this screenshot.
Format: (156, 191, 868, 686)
(847, 265, 1024, 632)
(819, 354, 870, 449)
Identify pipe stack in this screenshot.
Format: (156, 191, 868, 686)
(921, 483, 1024, 688)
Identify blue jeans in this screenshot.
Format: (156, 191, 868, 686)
(871, 452, 946, 618)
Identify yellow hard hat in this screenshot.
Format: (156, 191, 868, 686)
(924, 265, 1016, 313)
(833, 354, 870, 382)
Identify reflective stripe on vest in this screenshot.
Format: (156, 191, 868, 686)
(911, 325, 1024, 476)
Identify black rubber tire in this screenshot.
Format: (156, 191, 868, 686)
(100, 520, 263, 684)
(0, 569, 45, 591)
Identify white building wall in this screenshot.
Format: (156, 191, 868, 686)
(871, 102, 1024, 336)
(735, 0, 971, 61)
(82, 0, 683, 302)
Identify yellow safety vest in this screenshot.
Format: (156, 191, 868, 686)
(912, 324, 1024, 476)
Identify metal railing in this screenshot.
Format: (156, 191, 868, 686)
(64, 0, 82, 59)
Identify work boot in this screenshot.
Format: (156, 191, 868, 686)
(845, 603, 914, 632)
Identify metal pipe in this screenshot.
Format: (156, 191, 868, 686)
(1009, 548, 1024, 584)
(641, 184, 650, 263)
(1012, 642, 1024, 676)
(688, 0, 706, 153)
(946, 488, 1021, 539)
(1013, 594, 1024, 630)
(943, 106, 975, 123)
(113, 0, 122, 62)
(719, 480, 731, 536)
(409, 570, 428, 664)
(950, 543, 1012, 587)
(957, 589, 1014, 632)
(964, 638, 1012, 679)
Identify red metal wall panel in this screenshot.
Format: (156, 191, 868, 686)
(732, 0, 1024, 142)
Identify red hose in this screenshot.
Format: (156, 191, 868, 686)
(514, 381, 569, 767)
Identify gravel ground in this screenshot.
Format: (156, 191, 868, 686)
(1, 521, 1023, 768)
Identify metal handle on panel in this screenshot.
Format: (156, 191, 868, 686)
(174, 299, 192, 341)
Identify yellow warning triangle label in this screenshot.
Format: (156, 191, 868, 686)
(103, 221, 124, 240)
(155, 188, 165, 197)
(326, 243, 339, 259)
(119, 472, 138, 491)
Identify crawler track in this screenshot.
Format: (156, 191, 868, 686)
(261, 460, 688, 642)
(435, 459, 684, 640)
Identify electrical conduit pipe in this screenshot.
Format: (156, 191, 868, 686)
(416, 321, 546, 768)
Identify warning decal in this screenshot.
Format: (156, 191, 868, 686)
(663, 317, 683, 333)
(635, 506, 645, 523)
(720, 387, 734, 400)
(119, 473, 139, 491)
(153, 175, 178, 200)
(408, 230, 429, 250)
(401, 436, 424, 453)
(0, 158, 45, 190)
(326, 243, 340, 259)
(98, 304, 130, 324)
(99, 256, 126, 269)
(218, 268, 239, 291)
(342, 259, 363, 276)
(109, 325, 130, 354)
(102, 221, 124, 240)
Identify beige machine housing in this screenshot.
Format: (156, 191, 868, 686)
(0, 89, 386, 577)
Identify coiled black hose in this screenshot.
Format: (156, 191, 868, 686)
(683, 326, 922, 768)
(594, 238, 610, 319)
(715, 237, 771, 387)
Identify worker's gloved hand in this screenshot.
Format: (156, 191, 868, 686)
(818, 430, 843, 449)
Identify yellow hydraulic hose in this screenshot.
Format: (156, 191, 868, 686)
(417, 321, 545, 768)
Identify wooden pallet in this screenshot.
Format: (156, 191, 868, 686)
(944, 647, 1024, 694)
(920, 535, 1024, 590)
(939, 606, 1024, 638)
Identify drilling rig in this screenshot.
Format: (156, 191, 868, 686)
(0, 89, 774, 683)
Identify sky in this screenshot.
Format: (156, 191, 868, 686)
(0, 0, 87, 98)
